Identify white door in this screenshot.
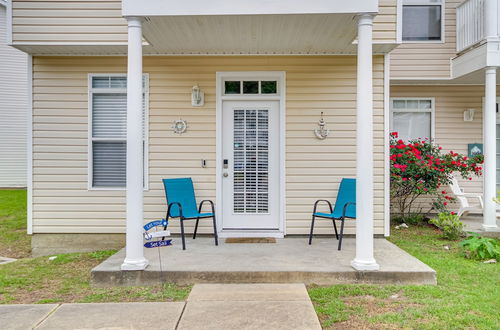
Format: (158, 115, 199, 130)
(222, 100, 280, 230)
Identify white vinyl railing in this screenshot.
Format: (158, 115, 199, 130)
(456, 0, 486, 52)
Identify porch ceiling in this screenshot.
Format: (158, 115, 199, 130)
(142, 14, 360, 55)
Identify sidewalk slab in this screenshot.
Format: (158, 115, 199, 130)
(179, 283, 321, 330)
(178, 301, 321, 330)
(188, 283, 310, 302)
(35, 302, 185, 330)
(0, 304, 58, 330)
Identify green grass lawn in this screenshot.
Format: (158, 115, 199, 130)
(1, 189, 499, 328)
(309, 226, 500, 329)
(0, 189, 190, 304)
(0, 190, 30, 258)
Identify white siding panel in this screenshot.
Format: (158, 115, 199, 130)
(0, 6, 28, 187)
(32, 56, 386, 235)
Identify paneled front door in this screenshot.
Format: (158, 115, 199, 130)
(221, 100, 280, 230)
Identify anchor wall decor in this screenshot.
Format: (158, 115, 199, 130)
(314, 112, 330, 140)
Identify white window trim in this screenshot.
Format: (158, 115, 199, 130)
(400, 0, 445, 44)
(87, 73, 149, 191)
(390, 97, 436, 141)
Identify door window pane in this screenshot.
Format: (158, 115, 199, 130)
(261, 81, 277, 94)
(243, 81, 259, 94)
(233, 109, 269, 214)
(403, 5, 442, 41)
(225, 81, 241, 94)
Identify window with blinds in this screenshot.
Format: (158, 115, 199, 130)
(233, 109, 269, 214)
(89, 75, 148, 188)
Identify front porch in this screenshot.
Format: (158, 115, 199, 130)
(91, 237, 436, 286)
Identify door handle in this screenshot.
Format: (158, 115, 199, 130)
(223, 159, 229, 178)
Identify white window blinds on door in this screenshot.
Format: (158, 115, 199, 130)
(90, 75, 147, 188)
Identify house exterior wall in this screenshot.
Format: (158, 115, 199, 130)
(11, 0, 397, 46)
(390, 85, 494, 214)
(373, 0, 398, 43)
(31, 55, 386, 236)
(0, 5, 28, 187)
(390, 0, 462, 79)
(11, 0, 127, 44)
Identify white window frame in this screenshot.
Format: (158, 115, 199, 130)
(390, 97, 436, 141)
(87, 73, 149, 191)
(399, 0, 445, 44)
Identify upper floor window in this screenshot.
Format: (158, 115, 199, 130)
(402, 0, 443, 42)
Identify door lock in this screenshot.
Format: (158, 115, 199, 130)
(223, 172, 229, 177)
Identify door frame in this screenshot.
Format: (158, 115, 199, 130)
(215, 71, 286, 238)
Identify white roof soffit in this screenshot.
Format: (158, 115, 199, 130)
(142, 14, 363, 55)
(122, 0, 379, 17)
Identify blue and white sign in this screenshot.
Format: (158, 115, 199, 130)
(143, 230, 171, 241)
(143, 219, 168, 231)
(144, 240, 172, 248)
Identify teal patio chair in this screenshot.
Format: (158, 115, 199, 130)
(162, 177, 218, 250)
(308, 178, 356, 250)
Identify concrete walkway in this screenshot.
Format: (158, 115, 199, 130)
(0, 284, 321, 330)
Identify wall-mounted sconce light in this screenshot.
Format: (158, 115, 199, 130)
(314, 112, 330, 140)
(464, 109, 475, 121)
(191, 84, 204, 107)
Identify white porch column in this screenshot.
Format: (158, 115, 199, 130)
(351, 14, 380, 271)
(482, 67, 499, 231)
(121, 16, 149, 270)
(484, 0, 498, 40)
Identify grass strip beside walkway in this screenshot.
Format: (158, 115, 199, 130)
(309, 226, 500, 329)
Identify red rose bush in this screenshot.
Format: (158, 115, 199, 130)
(390, 132, 483, 220)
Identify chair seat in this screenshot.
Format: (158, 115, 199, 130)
(180, 212, 214, 219)
(313, 211, 343, 219)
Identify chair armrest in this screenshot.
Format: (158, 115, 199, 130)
(313, 200, 333, 214)
(461, 193, 482, 197)
(198, 200, 215, 213)
(342, 202, 356, 219)
(461, 193, 484, 208)
(167, 202, 183, 220)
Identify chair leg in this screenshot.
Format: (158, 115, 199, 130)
(308, 215, 316, 245)
(180, 218, 186, 250)
(193, 217, 200, 239)
(338, 218, 345, 251)
(212, 215, 219, 246)
(332, 219, 339, 240)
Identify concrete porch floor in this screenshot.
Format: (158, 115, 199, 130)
(461, 214, 500, 237)
(91, 237, 436, 286)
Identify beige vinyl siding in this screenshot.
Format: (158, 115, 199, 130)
(0, 5, 28, 187)
(12, 0, 397, 48)
(11, 0, 127, 43)
(390, 0, 461, 79)
(373, 0, 398, 43)
(32, 55, 386, 235)
(391, 85, 493, 214)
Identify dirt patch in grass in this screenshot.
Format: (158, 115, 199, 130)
(316, 292, 422, 330)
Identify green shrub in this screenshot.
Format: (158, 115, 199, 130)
(429, 212, 464, 240)
(392, 214, 427, 225)
(460, 234, 500, 261)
